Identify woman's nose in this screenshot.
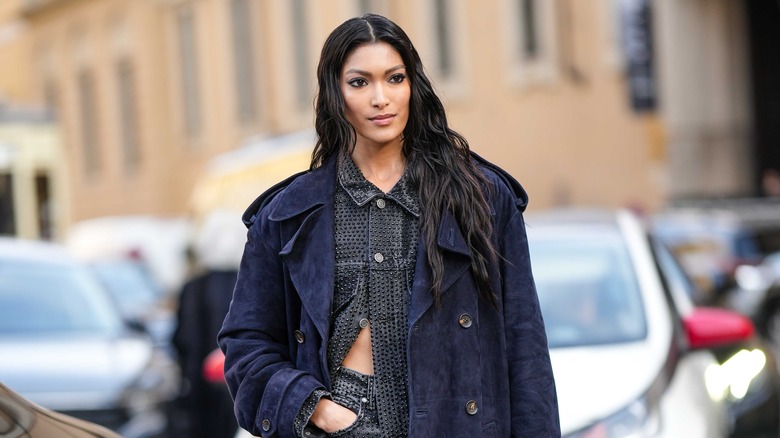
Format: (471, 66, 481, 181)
(371, 85, 389, 108)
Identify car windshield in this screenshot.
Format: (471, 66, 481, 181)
(0, 259, 123, 335)
(91, 260, 161, 313)
(530, 229, 648, 348)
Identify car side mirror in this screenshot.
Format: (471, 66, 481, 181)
(683, 307, 755, 350)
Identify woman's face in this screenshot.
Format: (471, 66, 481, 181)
(340, 42, 410, 152)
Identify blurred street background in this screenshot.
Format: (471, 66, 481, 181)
(1, 0, 780, 437)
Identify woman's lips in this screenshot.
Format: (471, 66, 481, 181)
(369, 114, 395, 126)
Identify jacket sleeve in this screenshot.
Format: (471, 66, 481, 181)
(217, 217, 323, 438)
(498, 202, 561, 437)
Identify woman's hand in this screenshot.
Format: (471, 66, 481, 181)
(309, 398, 358, 433)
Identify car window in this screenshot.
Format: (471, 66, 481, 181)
(0, 260, 123, 335)
(530, 231, 648, 348)
(91, 260, 161, 311)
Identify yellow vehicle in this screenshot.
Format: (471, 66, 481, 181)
(190, 130, 314, 225)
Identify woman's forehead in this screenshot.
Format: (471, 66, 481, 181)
(341, 42, 404, 73)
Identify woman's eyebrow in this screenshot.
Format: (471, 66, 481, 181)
(344, 64, 406, 76)
(385, 64, 406, 74)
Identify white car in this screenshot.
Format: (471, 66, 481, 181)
(527, 209, 768, 437)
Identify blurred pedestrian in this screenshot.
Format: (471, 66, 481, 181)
(218, 13, 559, 438)
(172, 210, 244, 438)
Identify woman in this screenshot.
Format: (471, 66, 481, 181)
(218, 13, 559, 438)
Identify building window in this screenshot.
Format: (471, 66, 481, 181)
(415, 0, 468, 99)
(599, 0, 624, 68)
(230, 0, 258, 124)
(418, 0, 466, 87)
(78, 70, 100, 176)
(291, 0, 312, 109)
(433, 0, 454, 78)
(177, 5, 201, 138)
(0, 173, 15, 236)
(35, 173, 52, 240)
(520, 0, 539, 60)
(117, 59, 140, 173)
(503, 0, 558, 86)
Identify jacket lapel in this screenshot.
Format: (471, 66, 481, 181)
(410, 210, 472, 325)
(270, 159, 337, 342)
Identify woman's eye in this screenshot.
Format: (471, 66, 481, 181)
(389, 74, 406, 84)
(347, 78, 368, 87)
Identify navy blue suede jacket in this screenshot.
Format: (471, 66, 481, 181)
(218, 153, 560, 437)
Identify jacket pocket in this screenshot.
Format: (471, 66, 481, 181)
(482, 420, 500, 437)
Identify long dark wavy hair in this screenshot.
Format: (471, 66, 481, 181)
(312, 14, 496, 303)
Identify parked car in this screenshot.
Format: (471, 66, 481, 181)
(89, 257, 176, 351)
(652, 201, 780, 354)
(651, 199, 780, 295)
(526, 209, 779, 437)
(0, 381, 123, 438)
(0, 237, 179, 438)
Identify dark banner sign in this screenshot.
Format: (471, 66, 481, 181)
(619, 0, 657, 112)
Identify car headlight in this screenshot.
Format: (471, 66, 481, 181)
(705, 348, 767, 402)
(120, 370, 164, 416)
(565, 397, 661, 438)
(114, 349, 179, 438)
(120, 348, 179, 415)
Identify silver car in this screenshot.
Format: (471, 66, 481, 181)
(0, 237, 179, 438)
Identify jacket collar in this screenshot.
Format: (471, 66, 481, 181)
(337, 154, 420, 217)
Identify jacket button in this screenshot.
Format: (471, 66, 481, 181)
(458, 313, 473, 328)
(465, 400, 478, 415)
(376, 198, 386, 209)
(374, 252, 384, 263)
(261, 419, 271, 431)
(294, 330, 305, 344)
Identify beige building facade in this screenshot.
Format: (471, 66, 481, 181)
(1, 0, 763, 231)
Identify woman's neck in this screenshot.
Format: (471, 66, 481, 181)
(351, 143, 406, 193)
